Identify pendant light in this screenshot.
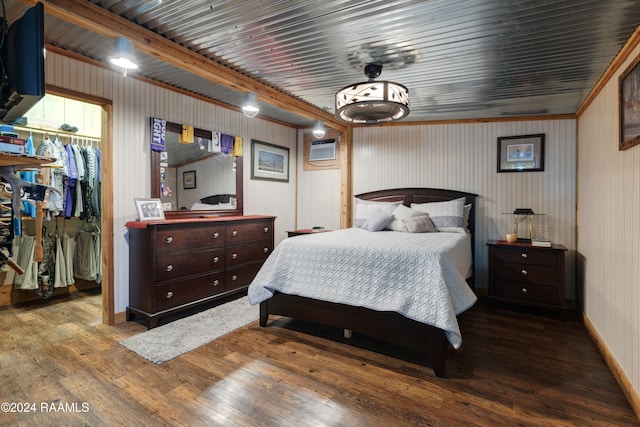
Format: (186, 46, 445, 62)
(110, 37, 138, 77)
(242, 92, 259, 118)
(312, 120, 326, 138)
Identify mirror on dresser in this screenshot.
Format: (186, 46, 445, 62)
(150, 120, 243, 219)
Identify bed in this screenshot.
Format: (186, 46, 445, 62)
(248, 188, 478, 377)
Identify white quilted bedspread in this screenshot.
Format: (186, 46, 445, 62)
(247, 228, 477, 348)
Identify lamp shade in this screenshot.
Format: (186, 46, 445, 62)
(110, 37, 138, 71)
(335, 64, 409, 124)
(242, 92, 259, 117)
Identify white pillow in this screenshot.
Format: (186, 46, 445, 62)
(387, 204, 437, 233)
(354, 199, 401, 227)
(411, 197, 467, 233)
(361, 209, 394, 231)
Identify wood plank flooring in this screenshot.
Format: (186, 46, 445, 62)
(0, 290, 637, 426)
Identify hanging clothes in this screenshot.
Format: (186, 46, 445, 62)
(74, 223, 101, 281)
(20, 135, 36, 218)
(79, 146, 99, 220)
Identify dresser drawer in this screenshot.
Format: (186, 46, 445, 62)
(493, 280, 559, 305)
(492, 247, 559, 267)
(494, 263, 560, 286)
(155, 271, 226, 311)
(156, 225, 225, 251)
(156, 248, 225, 281)
(226, 221, 273, 243)
(226, 240, 273, 267)
(226, 262, 264, 292)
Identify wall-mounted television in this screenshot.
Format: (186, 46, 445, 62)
(0, 2, 45, 124)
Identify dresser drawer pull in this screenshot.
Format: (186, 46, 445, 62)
(232, 253, 238, 259)
(521, 253, 528, 259)
(166, 291, 173, 298)
(212, 279, 220, 286)
(213, 256, 219, 263)
(521, 287, 528, 294)
(263, 247, 269, 253)
(165, 264, 173, 272)
(232, 230, 238, 237)
(165, 236, 173, 244)
(263, 227, 269, 233)
(521, 269, 528, 276)
(232, 275, 238, 281)
(213, 232, 219, 239)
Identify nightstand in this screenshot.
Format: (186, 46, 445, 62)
(487, 240, 567, 320)
(286, 228, 330, 237)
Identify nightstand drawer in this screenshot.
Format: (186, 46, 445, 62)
(493, 280, 559, 305)
(492, 247, 559, 267)
(494, 263, 560, 285)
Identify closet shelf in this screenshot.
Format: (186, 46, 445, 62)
(0, 152, 56, 168)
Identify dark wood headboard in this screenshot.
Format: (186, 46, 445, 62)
(355, 188, 478, 285)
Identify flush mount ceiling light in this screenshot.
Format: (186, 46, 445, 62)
(335, 63, 409, 124)
(110, 37, 138, 77)
(242, 92, 259, 117)
(312, 120, 326, 138)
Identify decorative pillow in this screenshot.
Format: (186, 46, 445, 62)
(387, 204, 437, 233)
(361, 209, 394, 231)
(353, 198, 401, 227)
(411, 197, 466, 233)
(463, 203, 472, 231)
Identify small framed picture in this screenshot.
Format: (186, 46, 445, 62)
(251, 139, 290, 182)
(183, 170, 197, 189)
(134, 198, 165, 221)
(497, 134, 545, 172)
(619, 53, 640, 150)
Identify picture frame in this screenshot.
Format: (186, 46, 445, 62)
(134, 198, 165, 221)
(250, 139, 289, 182)
(497, 134, 545, 172)
(183, 170, 197, 189)
(619, 54, 640, 151)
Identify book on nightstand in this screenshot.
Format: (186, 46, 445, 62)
(531, 239, 552, 247)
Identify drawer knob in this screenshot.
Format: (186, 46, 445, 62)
(232, 253, 238, 259)
(213, 256, 219, 263)
(521, 287, 528, 294)
(165, 236, 173, 244)
(232, 275, 238, 281)
(213, 232, 219, 239)
(521, 269, 528, 276)
(212, 279, 219, 286)
(166, 291, 173, 298)
(521, 253, 528, 259)
(263, 227, 269, 233)
(231, 230, 238, 237)
(263, 247, 269, 253)
(166, 264, 173, 272)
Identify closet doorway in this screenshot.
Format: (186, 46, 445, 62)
(1, 87, 114, 324)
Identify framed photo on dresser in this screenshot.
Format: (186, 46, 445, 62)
(134, 198, 165, 221)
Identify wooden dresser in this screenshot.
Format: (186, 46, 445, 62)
(125, 215, 275, 328)
(487, 240, 567, 320)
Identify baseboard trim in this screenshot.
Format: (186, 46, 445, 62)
(114, 310, 127, 324)
(583, 313, 640, 420)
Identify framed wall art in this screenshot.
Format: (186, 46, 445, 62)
(183, 170, 197, 189)
(497, 134, 545, 172)
(134, 198, 165, 221)
(251, 139, 289, 182)
(619, 54, 640, 151)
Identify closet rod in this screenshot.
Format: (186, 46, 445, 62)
(11, 125, 101, 142)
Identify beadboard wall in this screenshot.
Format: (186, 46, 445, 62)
(577, 42, 640, 402)
(298, 121, 577, 294)
(44, 51, 298, 314)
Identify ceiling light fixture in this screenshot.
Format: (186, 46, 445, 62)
(242, 92, 259, 118)
(312, 120, 326, 138)
(335, 63, 409, 124)
(110, 37, 138, 77)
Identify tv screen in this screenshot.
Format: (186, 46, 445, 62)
(0, 2, 45, 124)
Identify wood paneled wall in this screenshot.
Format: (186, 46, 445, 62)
(44, 52, 297, 314)
(578, 42, 640, 406)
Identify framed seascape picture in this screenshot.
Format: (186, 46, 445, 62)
(251, 139, 290, 182)
(619, 54, 640, 151)
(134, 198, 165, 221)
(497, 134, 545, 172)
(183, 170, 197, 189)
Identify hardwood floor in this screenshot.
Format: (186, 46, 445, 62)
(0, 291, 637, 426)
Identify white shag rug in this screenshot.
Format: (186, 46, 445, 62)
(119, 296, 258, 364)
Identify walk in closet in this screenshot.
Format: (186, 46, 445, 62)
(0, 94, 103, 307)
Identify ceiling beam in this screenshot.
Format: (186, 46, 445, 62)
(25, 0, 348, 133)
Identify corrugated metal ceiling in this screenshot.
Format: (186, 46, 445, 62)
(6, 0, 640, 125)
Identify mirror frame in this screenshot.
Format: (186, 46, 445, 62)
(151, 120, 244, 219)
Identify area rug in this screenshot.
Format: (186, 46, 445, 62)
(119, 296, 258, 364)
